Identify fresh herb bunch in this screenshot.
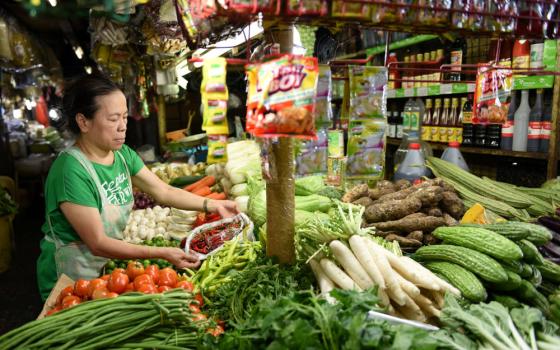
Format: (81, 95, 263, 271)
(0, 186, 17, 217)
(209, 256, 314, 324)
(203, 288, 441, 350)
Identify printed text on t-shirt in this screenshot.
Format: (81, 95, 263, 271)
(102, 172, 131, 205)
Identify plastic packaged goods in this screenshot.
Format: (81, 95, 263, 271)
(501, 90, 517, 151)
(473, 65, 513, 125)
(207, 135, 228, 164)
(371, 0, 407, 24)
(516, 0, 543, 38)
(408, 0, 452, 27)
(483, 0, 517, 33)
(441, 141, 469, 171)
(527, 89, 543, 152)
(512, 90, 530, 152)
(346, 119, 385, 180)
(245, 55, 319, 138)
(295, 128, 328, 175)
(201, 57, 229, 135)
(348, 66, 387, 122)
(217, 0, 277, 15)
(451, 0, 484, 30)
(394, 143, 429, 182)
(314, 65, 333, 127)
(286, 0, 328, 16)
(331, 0, 371, 20)
(144, 0, 188, 54)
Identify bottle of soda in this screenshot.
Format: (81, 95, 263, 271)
(527, 89, 543, 152)
(501, 90, 517, 151)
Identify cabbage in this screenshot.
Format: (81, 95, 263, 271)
(295, 210, 329, 228)
(248, 189, 267, 227)
(226, 159, 262, 184)
(295, 175, 325, 196)
(235, 196, 249, 213)
(295, 194, 332, 213)
(230, 183, 249, 197)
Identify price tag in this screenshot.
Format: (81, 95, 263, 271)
(417, 87, 428, 96)
(395, 89, 405, 98)
(428, 85, 440, 95)
(404, 88, 415, 97)
(440, 84, 452, 95)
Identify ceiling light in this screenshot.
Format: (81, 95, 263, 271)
(73, 46, 84, 59)
(48, 0, 57, 6)
(85, 66, 92, 74)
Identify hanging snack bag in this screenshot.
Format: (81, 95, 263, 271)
(185, 213, 254, 260)
(473, 65, 513, 125)
(346, 120, 386, 180)
(207, 135, 228, 164)
(315, 65, 334, 126)
(246, 55, 319, 138)
(295, 128, 328, 175)
(201, 57, 229, 135)
(348, 65, 387, 121)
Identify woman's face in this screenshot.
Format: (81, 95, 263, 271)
(81, 91, 128, 151)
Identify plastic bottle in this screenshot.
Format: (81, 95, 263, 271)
(441, 141, 470, 172)
(387, 52, 401, 89)
(540, 92, 552, 153)
(394, 143, 429, 182)
(513, 90, 531, 152)
(501, 90, 517, 151)
(403, 98, 415, 135)
(414, 97, 425, 136)
(527, 89, 543, 152)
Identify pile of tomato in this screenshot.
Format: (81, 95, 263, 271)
(48, 261, 201, 316)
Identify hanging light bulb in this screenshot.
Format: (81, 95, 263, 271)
(48, 0, 57, 6)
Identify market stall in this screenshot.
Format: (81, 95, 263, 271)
(3, 0, 560, 349)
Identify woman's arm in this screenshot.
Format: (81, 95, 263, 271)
(132, 167, 238, 218)
(59, 202, 200, 269)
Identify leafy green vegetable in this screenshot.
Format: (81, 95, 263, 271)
(202, 288, 441, 350)
(295, 194, 333, 213)
(295, 175, 325, 196)
(0, 186, 17, 217)
(317, 186, 344, 200)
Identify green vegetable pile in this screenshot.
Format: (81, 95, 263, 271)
(0, 186, 17, 217)
(433, 294, 560, 350)
(202, 288, 441, 350)
(103, 236, 180, 273)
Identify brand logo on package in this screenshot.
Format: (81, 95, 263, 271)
(259, 64, 307, 95)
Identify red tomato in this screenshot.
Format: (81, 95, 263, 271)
(175, 280, 194, 292)
(106, 292, 119, 298)
(87, 278, 108, 298)
(92, 288, 110, 300)
(57, 286, 75, 306)
(195, 293, 204, 307)
(126, 261, 145, 280)
(107, 271, 129, 294)
(145, 265, 160, 285)
(158, 268, 178, 287)
(61, 295, 81, 309)
(124, 282, 135, 293)
(74, 279, 90, 299)
(113, 268, 126, 275)
(191, 313, 207, 322)
(100, 274, 110, 281)
(133, 274, 154, 290)
(46, 305, 62, 316)
(137, 284, 158, 294)
(158, 285, 172, 293)
(207, 325, 224, 337)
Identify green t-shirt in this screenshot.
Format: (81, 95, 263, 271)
(37, 144, 144, 300)
(41, 144, 144, 243)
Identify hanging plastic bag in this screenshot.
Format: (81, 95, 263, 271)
(246, 55, 319, 139)
(201, 57, 229, 135)
(473, 66, 513, 125)
(346, 119, 386, 180)
(348, 65, 387, 121)
(295, 128, 328, 175)
(207, 135, 228, 164)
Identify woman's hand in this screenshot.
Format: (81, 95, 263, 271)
(208, 199, 239, 219)
(163, 248, 201, 269)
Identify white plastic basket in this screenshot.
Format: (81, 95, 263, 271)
(185, 213, 254, 260)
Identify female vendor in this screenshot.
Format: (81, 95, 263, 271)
(37, 74, 238, 300)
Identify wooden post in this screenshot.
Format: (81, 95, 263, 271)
(266, 25, 296, 264)
(157, 95, 167, 154)
(546, 40, 560, 180)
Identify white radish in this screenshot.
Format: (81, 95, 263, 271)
(348, 235, 386, 290)
(309, 259, 335, 296)
(365, 239, 407, 306)
(320, 259, 362, 291)
(393, 272, 421, 298)
(378, 288, 391, 307)
(329, 240, 374, 290)
(423, 289, 445, 309)
(399, 257, 442, 291)
(383, 252, 427, 288)
(413, 293, 441, 318)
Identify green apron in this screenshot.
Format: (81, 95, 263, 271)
(38, 146, 133, 297)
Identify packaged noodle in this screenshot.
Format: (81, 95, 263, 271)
(246, 55, 319, 138)
(348, 66, 387, 121)
(473, 65, 513, 125)
(201, 57, 229, 135)
(314, 65, 333, 126)
(331, 0, 371, 20)
(346, 120, 386, 179)
(295, 128, 328, 175)
(176, 0, 225, 49)
(207, 135, 228, 164)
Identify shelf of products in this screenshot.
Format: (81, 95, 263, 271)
(386, 137, 549, 160)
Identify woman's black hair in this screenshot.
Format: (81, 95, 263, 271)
(63, 74, 121, 134)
